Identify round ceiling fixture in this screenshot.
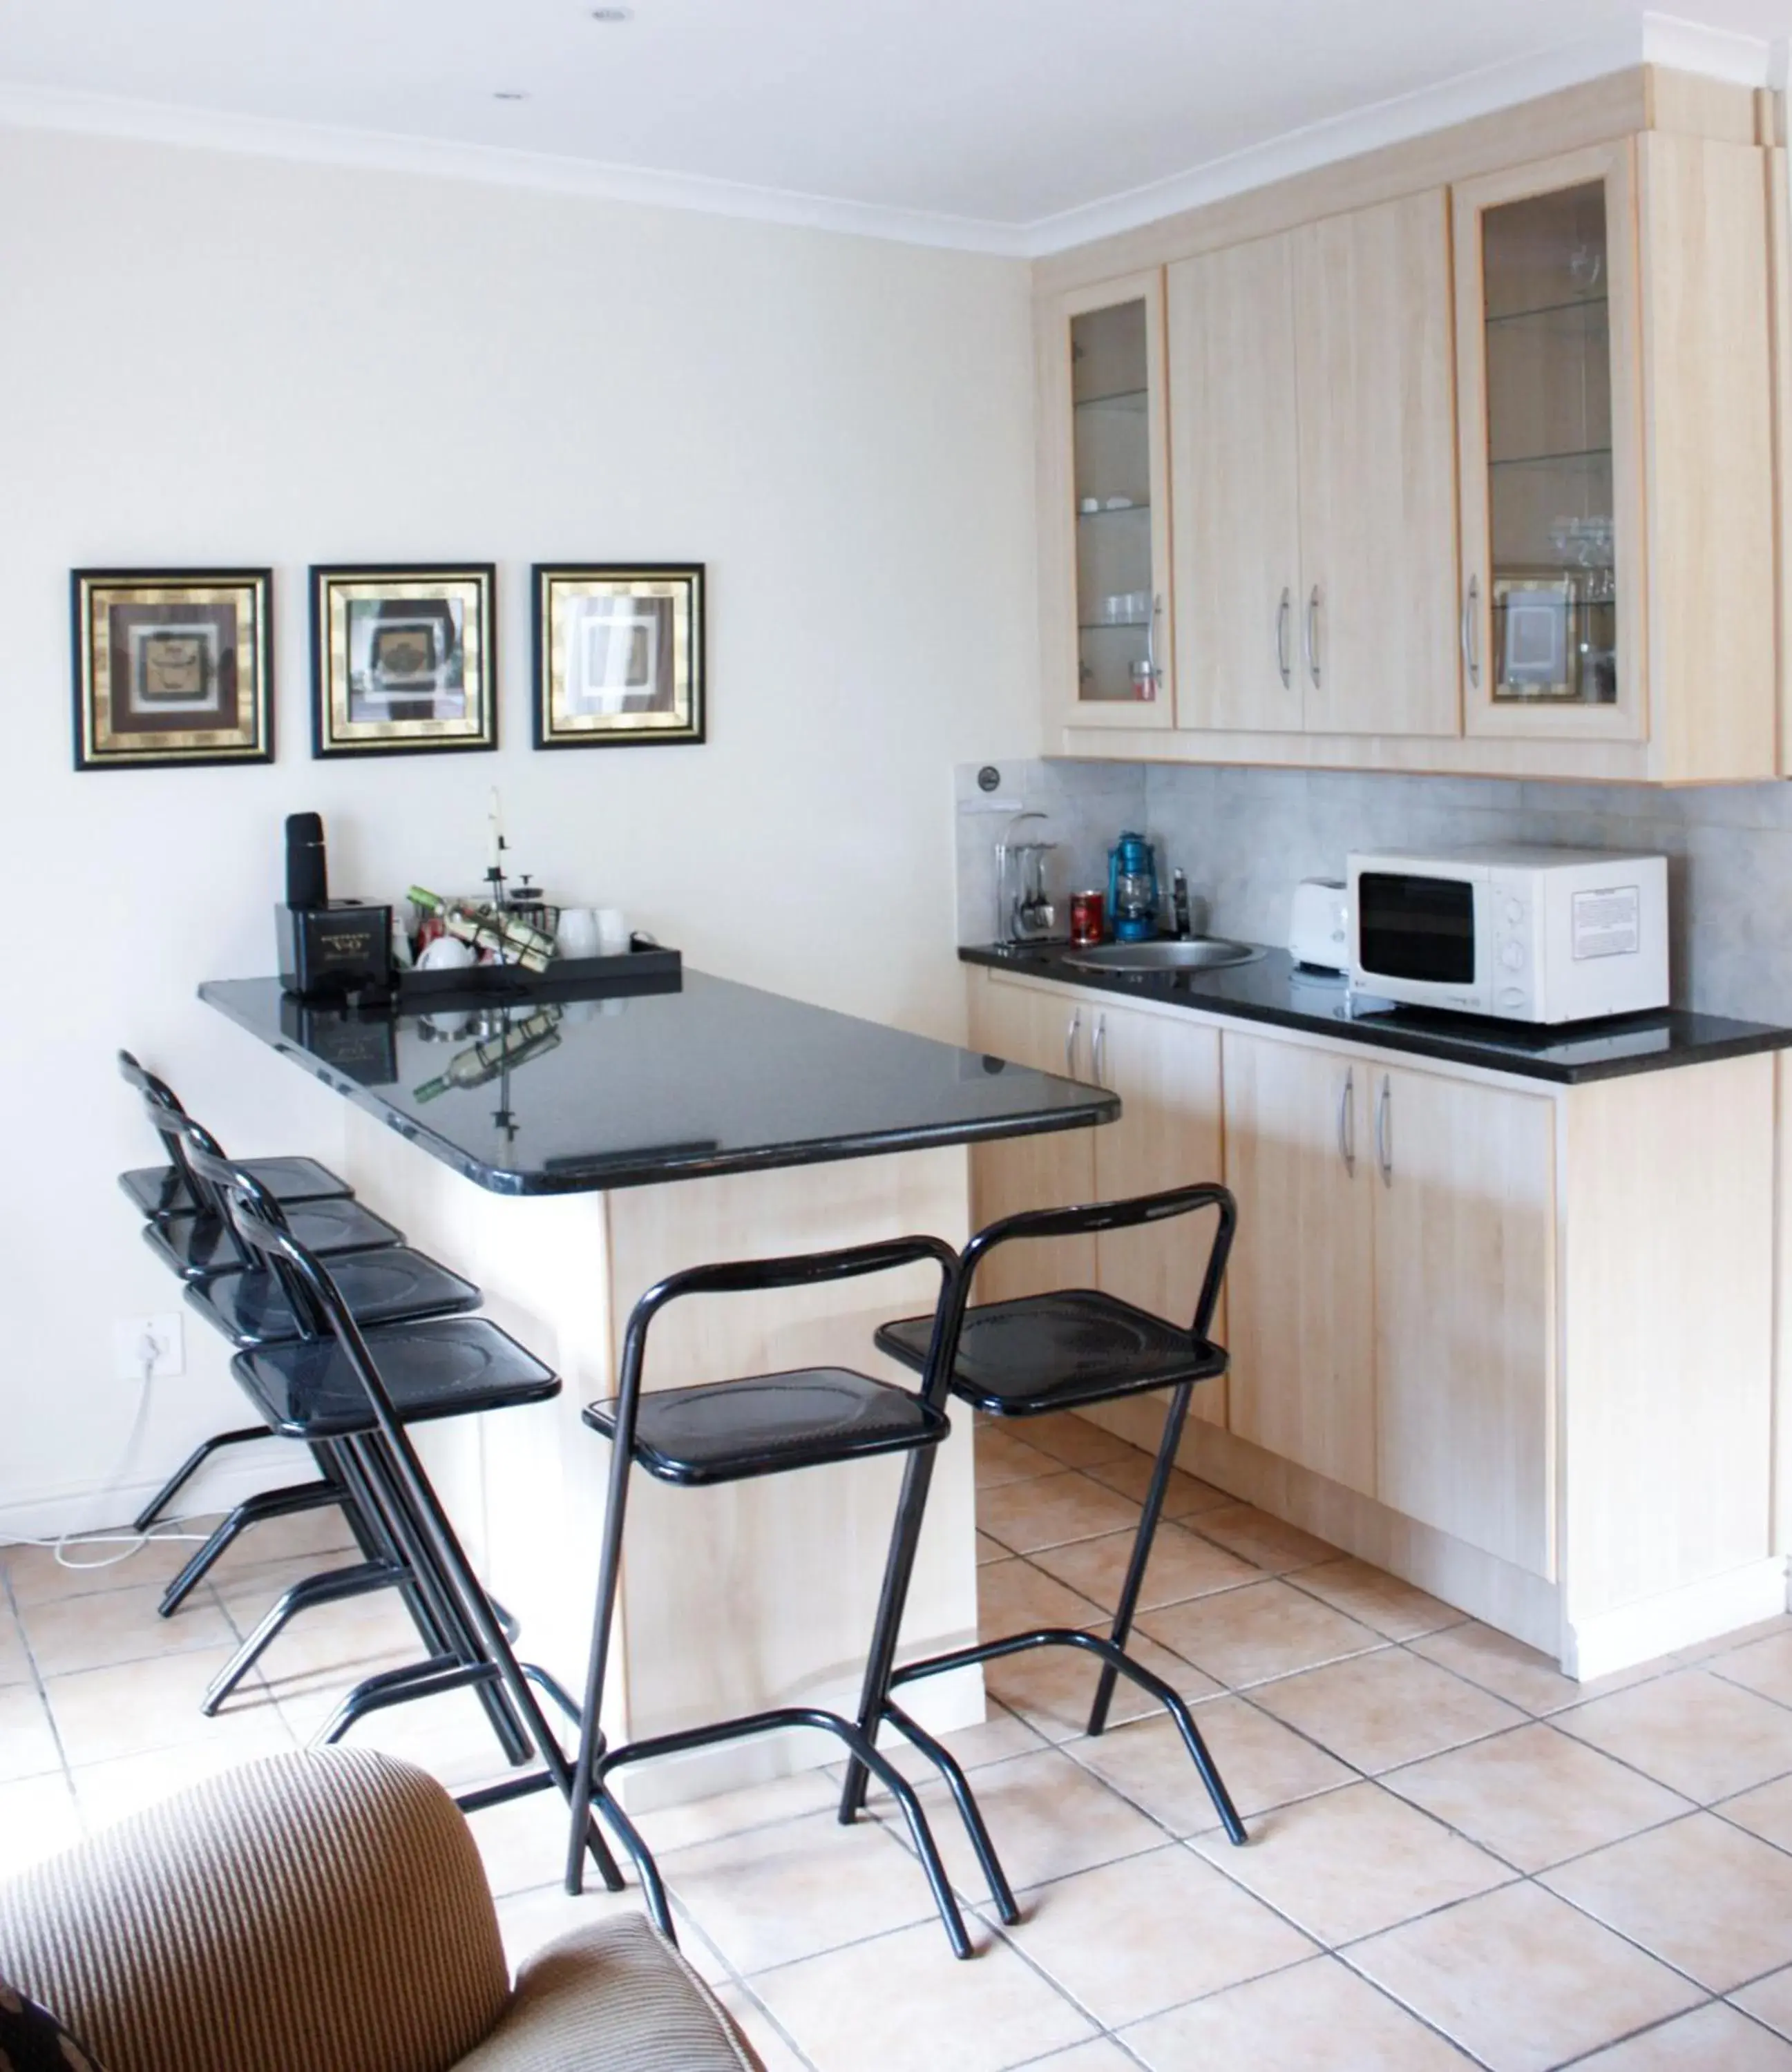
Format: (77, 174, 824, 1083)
(493, 90, 530, 100)
(590, 6, 633, 19)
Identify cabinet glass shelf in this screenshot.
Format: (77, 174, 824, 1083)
(1489, 445, 1613, 470)
(1485, 292, 1608, 329)
(1078, 619, 1152, 631)
(1074, 387, 1149, 410)
(1076, 501, 1150, 518)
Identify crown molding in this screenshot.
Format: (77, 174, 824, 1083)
(0, 79, 1033, 256)
(0, 8, 1775, 264)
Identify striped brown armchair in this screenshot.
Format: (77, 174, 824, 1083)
(0, 1747, 763, 2072)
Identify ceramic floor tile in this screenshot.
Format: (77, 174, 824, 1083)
(1409, 1620, 1632, 1716)
(1554, 1669, 1792, 1803)
(1, 1528, 223, 1607)
(1383, 1720, 1693, 1872)
(1002, 1844, 1315, 2028)
(1119, 1953, 1474, 2071)
(1575, 2004, 1792, 2070)
(750, 1917, 1098, 2071)
(1029, 1521, 1259, 1615)
(0, 1682, 65, 1783)
(1541, 1812, 1792, 1993)
(1712, 1631, 1792, 1709)
(632, 1767, 843, 1858)
(656, 1807, 949, 1975)
(70, 1733, 316, 1833)
(1185, 1504, 1340, 1575)
(1674, 1613, 1792, 1669)
(1138, 1578, 1384, 1690)
(1735, 1964, 1792, 2042)
(1081, 1455, 1230, 1519)
(712, 1983, 816, 2072)
(848, 1708, 1049, 1792)
(0, 1774, 83, 1878)
(491, 1882, 649, 1973)
(42, 1647, 296, 1768)
(978, 1533, 1007, 1565)
(17, 1580, 237, 1678)
(1287, 1558, 1466, 1642)
(985, 1631, 1221, 1744)
(1008, 2044, 1140, 2072)
(1188, 1780, 1510, 1946)
(1350, 1881, 1702, 2072)
(899, 1743, 1169, 1897)
(0, 1601, 31, 1687)
(1066, 1696, 1353, 1838)
(1015, 1414, 1138, 1472)
(978, 1474, 1153, 1556)
(209, 1501, 359, 1569)
(975, 1430, 1062, 1491)
(980, 1557, 1107, 1639)
(1717, 1772, 1792, 1852)
(1250, 1647, 1525, 1774)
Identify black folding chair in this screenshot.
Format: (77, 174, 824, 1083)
(194, 1147, 645, 1895)
(565, 1238, 1020, 1959)
(841, 1181, 1247, 1848)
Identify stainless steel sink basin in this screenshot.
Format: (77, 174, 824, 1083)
(1064, 939, 1264, 974)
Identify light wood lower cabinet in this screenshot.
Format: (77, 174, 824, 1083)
(1223, 1034, 1377, 1496)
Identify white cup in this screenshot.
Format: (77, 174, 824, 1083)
(417, 934, 476, 972)
(594, 908, 629, 957)
(555, 908, 601, 960)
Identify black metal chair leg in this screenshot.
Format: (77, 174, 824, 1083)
(200, 1560, 408, 1715)
(881, 1700, 1019, 1925)
(158, 1480, 347, 1619)
(840, 1444, 939, 1829)
(566, 1402, 636, 1899)
(1087, 1382, 1195, 1738)
(133, 1426, 271, 1533)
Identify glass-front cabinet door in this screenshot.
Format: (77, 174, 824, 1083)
(1453, 142, 1645, 742)
(1040, 271, 1175, 731)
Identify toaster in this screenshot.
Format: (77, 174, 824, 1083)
(1288, 879, 1350, 973)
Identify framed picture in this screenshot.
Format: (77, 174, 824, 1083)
(532, 564, 705, 749)
(311, 563, 497, 758)
(71, 568, 272, 771)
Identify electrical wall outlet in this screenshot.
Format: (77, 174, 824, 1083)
(113, 1313, 184, 1382)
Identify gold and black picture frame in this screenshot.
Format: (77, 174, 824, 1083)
(312, 562, 497, 758)
(72, 568, 273, 771)
(533, 564, 705, 749)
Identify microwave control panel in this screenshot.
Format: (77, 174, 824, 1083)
(1487, 877, 1533, 1015)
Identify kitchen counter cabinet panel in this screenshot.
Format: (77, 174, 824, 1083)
(1223, 1031, 1375, 1494)
(1085, 1001, 1228, 1428)
(1372, 1064, 1556, 1578)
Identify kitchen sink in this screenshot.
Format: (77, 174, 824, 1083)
(1064, 939, 1264, 974)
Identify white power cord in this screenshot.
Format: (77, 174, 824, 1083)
(9, 1336, 212, 1570)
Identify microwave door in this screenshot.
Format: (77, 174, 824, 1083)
(1357, 872, 1477, 987)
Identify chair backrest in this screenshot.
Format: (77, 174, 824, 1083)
(117, 1050, 209, 1209)
(616, 1235, 964, 1430)
(958, 1180, 1237, 1345)
(180, 1127, 316, 1310)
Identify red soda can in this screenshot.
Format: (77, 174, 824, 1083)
(1069, 890, 1105, 946)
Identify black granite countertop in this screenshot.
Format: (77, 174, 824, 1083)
(201, 971, 1118, 1196)
(960, 943, 1792, 1085)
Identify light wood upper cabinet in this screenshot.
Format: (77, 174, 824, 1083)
(1371, 1064, 1556, 1577)
(1169, 235, 1304, 733)
(1037, 271, 1177, 732)
(1294, 191, 1462, 738)
(1453, 135, 1775, 776)
(966, 972, 1096, 1303)
(1223, 1031, 1377, 1495)
(1083, 1000, 1229, 1427)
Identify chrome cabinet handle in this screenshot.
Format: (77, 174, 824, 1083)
(1143, 593, 1162, 700)
(1375, 1074, 1393, 1186)
(1065, 1011, 1081, 1080)
(1337, 1066, 1356, 1177)
(1276, 586, 1292, 689)
(1304, 584, 1322, 689)
(1092, 1013, 1107, 1088)
(1462, 575, 1480, 689)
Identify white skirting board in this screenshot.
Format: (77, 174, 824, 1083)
(1565, 1557, 1792, 1680)
(0, 1447, 312, 1549)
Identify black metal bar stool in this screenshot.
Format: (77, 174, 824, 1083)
(193, 1160, 642, 1897)
(564, 1238, 1020, 1960)
(840, 1181, 1247, 1848)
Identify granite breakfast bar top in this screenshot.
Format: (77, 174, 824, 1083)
(201, 970, 1118, 1196)
(960, 942, 1792, 1086)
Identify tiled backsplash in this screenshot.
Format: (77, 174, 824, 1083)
(957, 759, 1792, 1021)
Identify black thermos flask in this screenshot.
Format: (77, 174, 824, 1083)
(285, 812, 328, 910)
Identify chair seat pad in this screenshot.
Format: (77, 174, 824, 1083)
(119, 1155, 352, 1221)
(144, 1197, 405, 1283)
(231, 1318, 559, 1438)
(584, 1368, 949, 1486)
(456, 1915, 763, 2071)
(188, 1249, 481, 1350)
(876, 1288, 1226, 1415)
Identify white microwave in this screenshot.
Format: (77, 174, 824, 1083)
(1346, 845, 1669, 1024)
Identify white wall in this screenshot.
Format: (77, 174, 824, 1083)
(0, 126, 1040, 1533)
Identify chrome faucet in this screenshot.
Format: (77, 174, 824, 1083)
(1172, 869, 1192, 940)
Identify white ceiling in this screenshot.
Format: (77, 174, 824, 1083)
(0, 1, 1787, 252)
